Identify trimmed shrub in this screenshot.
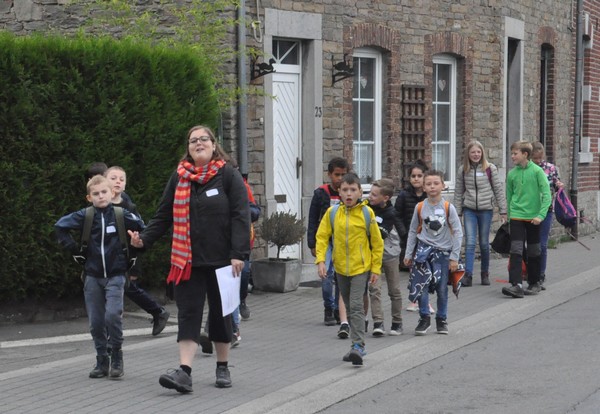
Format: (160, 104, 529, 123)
(0, 32, 220, 301)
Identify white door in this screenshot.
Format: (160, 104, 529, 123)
(273, 70, 301, 258)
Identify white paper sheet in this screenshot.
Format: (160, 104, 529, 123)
(215, 265, 241, 316)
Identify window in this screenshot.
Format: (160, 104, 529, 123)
(272, 39, 299, 65)
(352, 49, 382, 186)
(432, 55, 457, 185)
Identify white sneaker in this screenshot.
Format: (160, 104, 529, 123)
(406, 302, 419, 312)
(429, 304, 435, 315)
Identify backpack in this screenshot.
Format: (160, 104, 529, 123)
(416, 200, 451, 233)
(553, 188, 577, 228)
(329, 203, 371, 240)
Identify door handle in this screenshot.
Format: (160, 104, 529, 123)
(296, 158, 303, 178)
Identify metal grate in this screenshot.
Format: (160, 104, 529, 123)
(401, 85, 426, 186)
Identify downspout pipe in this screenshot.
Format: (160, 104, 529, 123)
(571, 0, 584, 237)
(237, 0, 248, 176)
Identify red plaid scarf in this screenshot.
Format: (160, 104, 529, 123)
(167, 159, 226, 284)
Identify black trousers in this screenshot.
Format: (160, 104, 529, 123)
(174, 266, 232, 344)
(508, 220, 541, 286)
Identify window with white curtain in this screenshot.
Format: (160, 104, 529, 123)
(432, 55, 457, 186)
(352, 49, 382, 187)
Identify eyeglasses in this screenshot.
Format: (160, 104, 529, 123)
(189, 136, 212, 145)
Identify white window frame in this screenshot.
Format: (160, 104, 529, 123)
(432, 54, 457, 188)
(352, 48, 382, 193)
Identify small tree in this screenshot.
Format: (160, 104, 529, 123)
(260, 211, 305, 259)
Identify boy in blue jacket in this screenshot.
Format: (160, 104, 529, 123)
(55, 175, 145, 379)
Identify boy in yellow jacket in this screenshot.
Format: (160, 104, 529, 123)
(316, 172, 384, 365)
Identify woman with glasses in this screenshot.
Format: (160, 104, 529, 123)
(129, 125, 250, 393)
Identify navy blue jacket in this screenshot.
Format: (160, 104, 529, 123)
(307, 184, 340, 250)
(55, 205, 145, 278)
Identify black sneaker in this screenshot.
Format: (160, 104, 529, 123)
(389, 323, 403, 336)
(152, 308, 170, 336)
(89, 355, 109, 378)
(240, 301, 251, 320)
(462, 272, 473, 287)
(199, 331, 213, 354)
(324, 308, 336, 326)
(109, 349, 124, 378)
(215, 365, 232, 388)
(159, 368, 193, 393)
(415, 315, 431, 336)
(337, 323, 350, 339)
(524, 282, 542, 295)
(502, 284, 524, 298)
(435, 317, 448, 335)
(372, 322, 385, 337)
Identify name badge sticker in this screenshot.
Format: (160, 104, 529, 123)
(106, 225, 116, 234)
(476, 172, 485, 177)
(434, 209, 445, 216)
(375, 216, 383, 223)
(206, 189, 219, 197)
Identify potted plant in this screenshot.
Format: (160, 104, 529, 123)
(252, 211, 306, 292)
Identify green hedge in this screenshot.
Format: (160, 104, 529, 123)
(0, 32, 220, 301)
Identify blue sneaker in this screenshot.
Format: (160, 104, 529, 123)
(347, 343, 366, 366)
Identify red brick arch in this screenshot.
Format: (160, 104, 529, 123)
(341, 23, 401, 181)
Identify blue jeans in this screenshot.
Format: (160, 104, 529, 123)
(463, 208, 493, 275)
(418, 253, 449, 320)
(240, 259, 251, 301)
(538, 210, 553, 279)
(83, 275, 126, 355)
(322, 246, 339, 310)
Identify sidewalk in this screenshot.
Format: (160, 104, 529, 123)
(1, 234, 599, 413)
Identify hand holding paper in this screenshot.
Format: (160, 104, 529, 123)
(216, 265, 241, 316)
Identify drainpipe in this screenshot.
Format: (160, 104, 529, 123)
(237, 0, 248, 176)
(571, 0, 583, 237)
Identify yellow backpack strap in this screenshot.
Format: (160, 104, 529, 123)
(416, 201, 424, 234)
(444, 201, 452, 232)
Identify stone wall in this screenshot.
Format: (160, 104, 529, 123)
(2, 0, 598, 240)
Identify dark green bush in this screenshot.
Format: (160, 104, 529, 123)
(0, 32, 220, 301)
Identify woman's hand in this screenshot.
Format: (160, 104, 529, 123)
(499, 213, 507, 223)
(231, 259, 244, 277)
(403, 257, 413, 267)
(128, 230, 144, 248)
(369, 273, 379, 284)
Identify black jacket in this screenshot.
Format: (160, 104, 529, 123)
(393, 186, 427, 240)
(55, 205, 145, 278)
(307, 184, 339, 249)
(113, 195, 143, 277)
(140, 164, 251, 266)
(369, 200, 402, 240)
